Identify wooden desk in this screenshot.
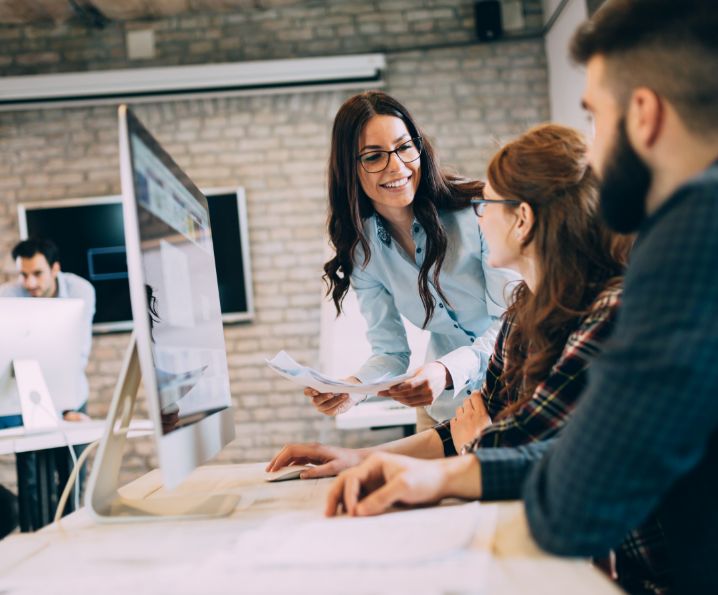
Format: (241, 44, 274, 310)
(0, 463, 622, 594)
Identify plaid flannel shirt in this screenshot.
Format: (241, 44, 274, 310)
(434, 281, 622, 454)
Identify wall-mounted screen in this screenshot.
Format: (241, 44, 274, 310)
(17, 188, 254, 333)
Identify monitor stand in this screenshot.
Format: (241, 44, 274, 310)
(86, 333, 240, 523)
(12, 359, 60, 431)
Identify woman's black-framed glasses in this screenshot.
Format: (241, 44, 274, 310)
(471, 198, 521, 217)
(357, 137, 423, 173)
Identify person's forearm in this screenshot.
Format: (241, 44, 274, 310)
(441, 454, 482, 500)
(359, 428, 445, 460)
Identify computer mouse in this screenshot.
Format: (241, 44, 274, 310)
(265, 465, 313, 482)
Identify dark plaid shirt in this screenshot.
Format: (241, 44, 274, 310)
(434, 282, 622, 453)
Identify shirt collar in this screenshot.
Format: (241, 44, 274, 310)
(374, 213, 392, 246)
(373, 212, 422, 247)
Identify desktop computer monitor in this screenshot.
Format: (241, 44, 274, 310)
(0, 297, 84, 421)
(98, 106, 235, 497)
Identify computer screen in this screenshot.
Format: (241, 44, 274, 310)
(120, 105, 235, 486)
(18, 188, 254, 333)
(0, 297, 84, 417)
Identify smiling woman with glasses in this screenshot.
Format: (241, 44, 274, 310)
(294, 90, 518, 434)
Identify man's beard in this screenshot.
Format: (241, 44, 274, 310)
(599, 118, 652, 233)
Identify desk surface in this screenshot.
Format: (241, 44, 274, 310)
(0, 463, 623, 595)
(0, 419, 153, 455)
(336, 399, 417, 430)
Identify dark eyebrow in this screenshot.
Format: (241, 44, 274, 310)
(360, 134, 411, 153)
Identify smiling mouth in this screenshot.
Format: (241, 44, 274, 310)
(380, 176, 411, 190)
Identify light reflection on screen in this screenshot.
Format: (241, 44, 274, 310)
(129, 127, 232, 435)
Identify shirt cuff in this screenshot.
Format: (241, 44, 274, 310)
(437, 346, 482, 399)
(474, 446, 539, 501)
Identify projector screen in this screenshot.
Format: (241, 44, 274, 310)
(18, 188, 254, 333)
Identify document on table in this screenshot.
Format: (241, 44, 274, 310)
(266, 351, 411, 400)
(186, 502, 498, 594)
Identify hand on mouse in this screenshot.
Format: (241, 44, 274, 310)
(266, 443, 368, 479)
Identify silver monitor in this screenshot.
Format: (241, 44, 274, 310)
(122, 105, 235, 488)
(87, 105, 237, 521)
(0, 297, 84, 418)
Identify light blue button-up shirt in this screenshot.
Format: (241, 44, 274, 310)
(0, 271, 96, 410)
(351, 207, 519, 422)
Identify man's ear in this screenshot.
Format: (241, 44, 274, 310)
(626, 87, 664, 151)
(51, 261, 61, 276)
(515, 202, 535, 243)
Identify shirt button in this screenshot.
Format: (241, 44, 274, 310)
(413, 225, 419, 233)
(416, 247, 422, 254)
(453, 324, 459, 329)
(466, 390, 471, 395)
(438, 303, 444, 308)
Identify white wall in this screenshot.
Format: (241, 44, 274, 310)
(543, 0, 590, 135)
(318, 268, 429, 379)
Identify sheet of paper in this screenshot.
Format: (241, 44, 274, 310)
(240, 501, 487, 566)
(183, 502, 498, 594)
(266, 350, 411, 398)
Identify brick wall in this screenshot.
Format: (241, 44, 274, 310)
(0, 0, 549, 489)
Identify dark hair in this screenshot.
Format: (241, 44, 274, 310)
(487, 124, 632, 418)
(570, 0, 718, 134)
(11, 238, 60, 267)
(324, 91, 483, 327)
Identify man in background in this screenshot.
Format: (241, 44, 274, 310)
(0, 237, 96, 531)
(0, 237, 95, 425)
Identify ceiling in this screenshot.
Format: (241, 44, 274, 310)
(0, 0, 304, 25)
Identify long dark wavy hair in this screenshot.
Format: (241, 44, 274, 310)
(489, 124, 632, 419)
(324, 91, 483, 327)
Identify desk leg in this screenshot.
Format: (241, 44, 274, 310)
(16, 446, 82, 532)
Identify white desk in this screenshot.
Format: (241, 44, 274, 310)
(0, 420, 153, 531)
(336, 399, 417, 433)
(0, 463, 623, 594)
(0, 421, 106, 456)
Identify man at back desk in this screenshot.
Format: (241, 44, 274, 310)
(0, 237, 95, 531)
(0, 237, 95, 426)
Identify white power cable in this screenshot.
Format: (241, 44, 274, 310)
(54, 426, 133, 525)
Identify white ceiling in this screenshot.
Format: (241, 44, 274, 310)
(0, 0, 304, 25)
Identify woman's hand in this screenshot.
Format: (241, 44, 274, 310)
(378, 362, 450, 407)
(304, 376, 361, 416)
(266, 443, 367, 479)
(449, 391, 492, 453)
(325, 452, 481, 517)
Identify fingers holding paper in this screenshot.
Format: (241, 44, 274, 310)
(378, 362, 450, 407)
(303, 376, 361, 416)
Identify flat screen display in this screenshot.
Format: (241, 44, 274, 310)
(126, 108, 232, 431)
